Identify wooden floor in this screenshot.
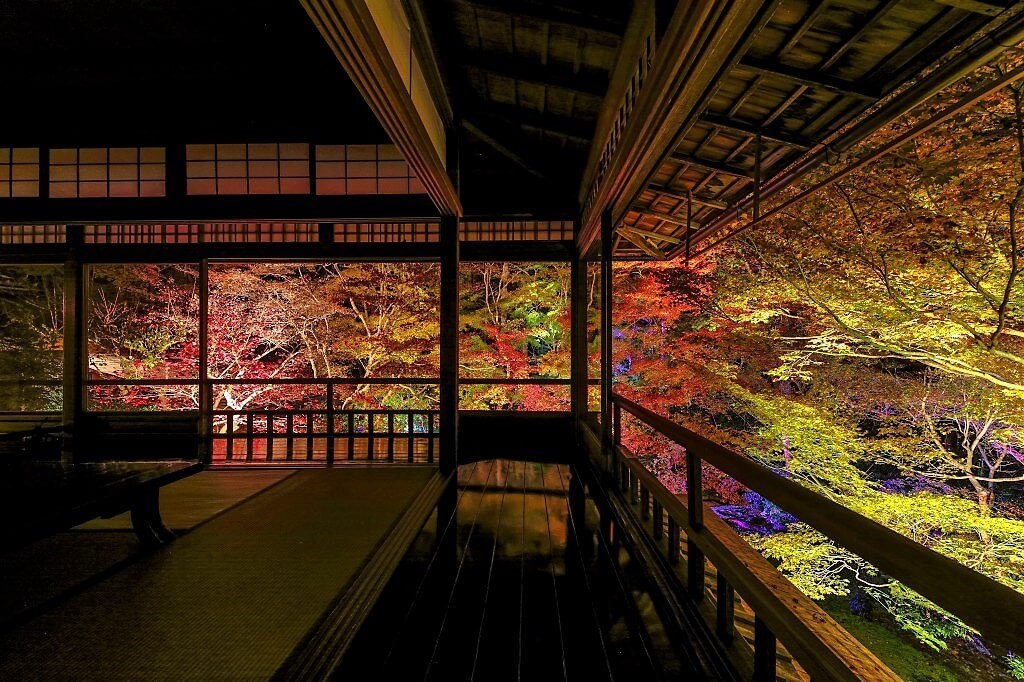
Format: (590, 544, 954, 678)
(0, 467, 437, 680)
(337, 460, 692, 681)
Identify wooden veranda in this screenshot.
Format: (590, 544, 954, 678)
(2, 0, 1024, 679)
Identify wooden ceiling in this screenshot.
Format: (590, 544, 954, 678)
(422, 0, 631, 214)
(612, 0, 1022, 258)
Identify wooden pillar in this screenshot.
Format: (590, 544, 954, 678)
(62, 226, 86, 463)
(600, 210, 614, 448)
(439, 215, 459, 473)
(570, 220, 588, 427)
(198, 259, 211, 464)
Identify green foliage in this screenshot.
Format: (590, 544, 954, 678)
(1007, 653, 1024, 679)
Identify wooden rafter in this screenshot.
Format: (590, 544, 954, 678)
(699, 113, 814, 149)
(647, 184, 728, 210)
(620, 225, 682, 244)
(736, 57, 879, 100)
(458, 0, 626, 38)
(671, 153, 756, 180)
(617, 227, 666, 259)
(461, 119, 548, 181)
(470, 100, 596, 142)
(462, 50, 609, 97)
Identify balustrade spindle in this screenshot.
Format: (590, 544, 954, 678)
(716, 573, 735, 644)
(667, 517, 679, 564)
(753, 616, 777, 681)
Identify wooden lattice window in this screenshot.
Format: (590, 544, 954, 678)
(333, 222, 439, 243)
(49, 147, 166, 198)
(315, 144, 424, 195)
(0, 225, 65, 244)
(84, 224, 200, 244)
(186, 143, 310, 195)
(0, 148, 41, 198)
(459, 220, 574, 241)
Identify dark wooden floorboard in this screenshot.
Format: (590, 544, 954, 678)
(337, 460, 667, 682)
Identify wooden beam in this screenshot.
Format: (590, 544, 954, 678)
(461, 119, 548, 181)
(636, 209, 690, 228)
(620, 225, 682, 244)
(820, 0, 902, 70)
(462, 50, 609, 98)
(671, 153, 756, 180)
(0, 194, 439, 224)
(699, 113, 814, 149)
(301, 0, 461, 216)
(647, 184, 729, 210)
(618, 228, 666, 259)
(470, 100, 596, 142)
(774, 1, 832, 57)
(736, 57, 879, 100)
(578, 0, 774, 251)
(457, 0, 626, 38)
(933, 0, 1010, 16)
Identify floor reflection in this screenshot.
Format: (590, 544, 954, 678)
(336, 459, 683, 681)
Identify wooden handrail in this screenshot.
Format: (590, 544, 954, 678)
(611, 392, 1024, 653)
(614, 445, 898, 681)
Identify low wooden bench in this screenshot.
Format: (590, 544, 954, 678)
(0, 454, 201, 549)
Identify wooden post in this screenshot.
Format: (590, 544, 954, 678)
(570, 224, 588, 429)
(600, 210, 613, 453)
(198, 259, 211, 463)
(62, 226, 86, 463)
(439, 214, 459, 473)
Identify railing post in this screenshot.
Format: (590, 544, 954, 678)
(687, 448, 705, 601)
(667, 517, 680, 564)
(326, 382, 335, 465)
(753, 615, 777, 681)
(716, 573, 735, 644)
(198, 258, 211, 464)
(439, 214, 459, 474)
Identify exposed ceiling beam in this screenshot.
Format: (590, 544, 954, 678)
(470, 100, 596, 142)
(684, 10, 1024, 257)
(671, 153, 756, 180)
(617, 228, 666, 259)
(647, 184, 729, 210)
(736, 57, 879, 100)
(462, 50, 609, 98)
(636, 209, 691, 228)
(775, 2, 832, 57)
(301, 0, 461, 216)
(455, 0, 626, 38)
(933, 0, 1012, 16)
(820, 0, 902, 71)
(461, 118, 548, 181)
(620, 225, 682, 244)
(699, 112, 814, 149)
(577, 0, 776, 253)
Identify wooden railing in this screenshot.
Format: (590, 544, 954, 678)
(590, 393, 1024, 680)
(209, 378, 439, 465)
(213, 408, 439, 464)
